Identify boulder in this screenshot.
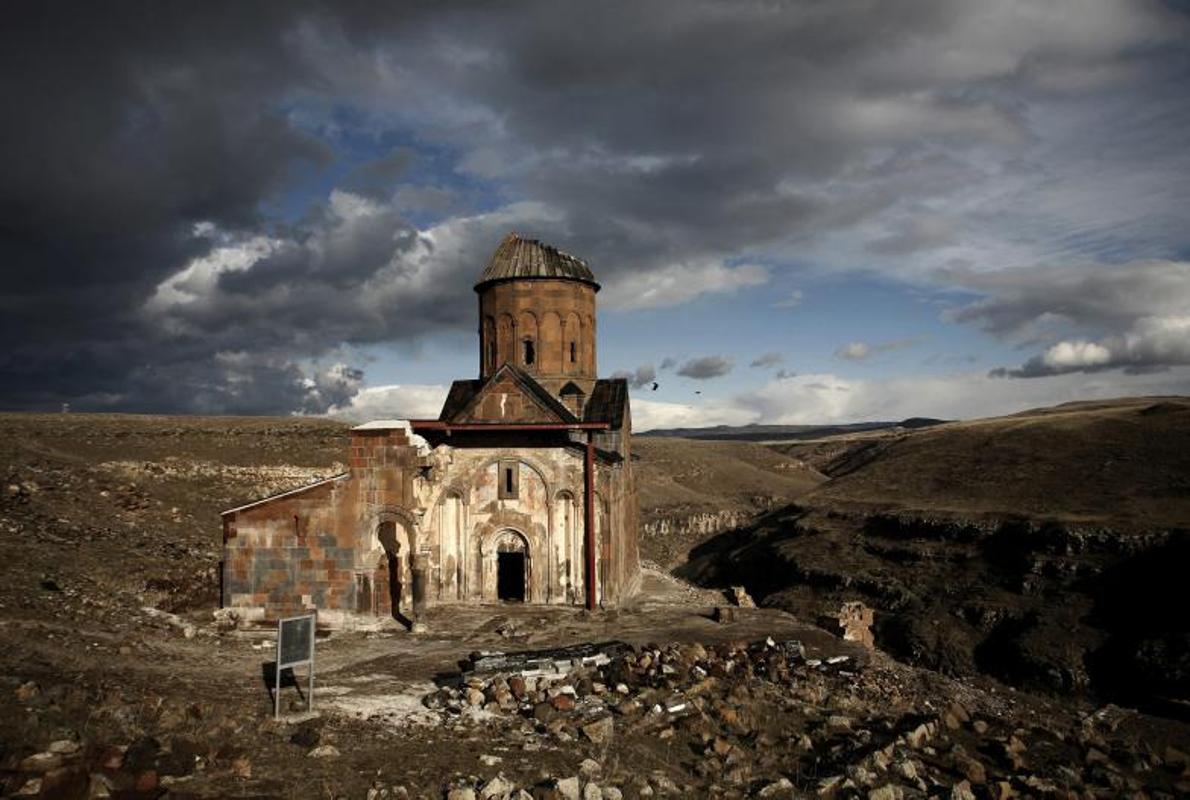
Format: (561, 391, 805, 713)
(480, 775, 513, 799)
(555, 776, 581, 800)
(581, 716, 614, 745)
(729, 587, 756, 608)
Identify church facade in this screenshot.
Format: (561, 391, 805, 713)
(220, 234, 640, 627)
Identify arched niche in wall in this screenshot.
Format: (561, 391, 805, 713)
(471, 456, 553, 511)
(518, 311, 539, 371)
(553, 490, 578, 603)
(497, 313, 515, 368)
(437, 488, 466, 601)
(540, 311, 562, 373)
(483, 315, 496, 373)
(564, 312, 582, 373)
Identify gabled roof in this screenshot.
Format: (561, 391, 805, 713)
(438, 373, 630, 430)
(439, 379, 483, 421)
(222, 472, 349, 516)
(445, 364, 579, 424)
(476, 233, 599, 291)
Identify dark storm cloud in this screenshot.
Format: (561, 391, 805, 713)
(677, 356, 734, 380)
(0, 2, 335, 412)
(1, 1, 1187, 412)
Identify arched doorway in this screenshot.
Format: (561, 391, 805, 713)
(495, 530, 529, 602)
(373, 519, 412, 620)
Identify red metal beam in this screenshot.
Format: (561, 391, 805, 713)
(584, 435, 597, 611)
(408, 420, 609, 431)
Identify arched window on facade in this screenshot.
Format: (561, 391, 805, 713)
(483, 316, 496, 372)
(523, 338, 536, 366)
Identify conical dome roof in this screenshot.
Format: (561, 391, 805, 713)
(475, 233, 599, 291)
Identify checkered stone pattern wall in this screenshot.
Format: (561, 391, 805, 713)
(221, 427, 424, 627)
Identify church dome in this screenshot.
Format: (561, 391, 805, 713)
(475, 233, 600, 291)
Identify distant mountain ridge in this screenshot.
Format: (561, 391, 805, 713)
(639, 417, 946, 442)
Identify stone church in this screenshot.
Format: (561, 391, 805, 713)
(220, 233, 640, 627)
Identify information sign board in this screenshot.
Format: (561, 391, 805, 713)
(274, 612, 315, 718)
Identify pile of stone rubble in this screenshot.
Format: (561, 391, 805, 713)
(421, 637, 1189, 799)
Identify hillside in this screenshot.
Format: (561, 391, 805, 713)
(782, 396, 1190, 531)
(682, 395, 1190, 716)
(632, 437, 826, 566)
(640, 417, 945, 443)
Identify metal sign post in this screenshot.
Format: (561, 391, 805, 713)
(275, 612, 316, 719)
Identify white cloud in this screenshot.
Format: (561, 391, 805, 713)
(327, 383, 448, 422)
(734, 368, 1190, 425)
(1002, 315, 1190, 377)
(835, 337, 925, 363)
(836, 342, 872, 361)
(950, 260, 1190, 377)
(1041, 340, 1112, 370)
(600, 260, 768, 311)
(632, 398, 757, 432)
(145, 233, 283, 316)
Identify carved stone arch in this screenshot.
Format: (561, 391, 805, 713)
(423, 482, 469, 518)
(372, 506, 419, 555)
(492, 528, 531, 602)
(468, 454, 556, 504)
(474, 509, 546, 603)
(360, 506, 418, 619)
(493, 527, 529, 553)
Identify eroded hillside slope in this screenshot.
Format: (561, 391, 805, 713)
(632, 437, 826, 567)
(682, 396, 1190, 715)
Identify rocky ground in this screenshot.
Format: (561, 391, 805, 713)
(5, 571, 1189, 799)
(1, 407, 1189, 798)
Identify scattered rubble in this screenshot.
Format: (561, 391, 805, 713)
(410, 636, 1189, 798)
(835, 601, 875, 649)
(729, 586, 756, 608)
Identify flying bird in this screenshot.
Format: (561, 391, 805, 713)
(651, 382, 659, 391)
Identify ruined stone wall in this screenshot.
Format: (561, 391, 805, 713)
(221, 475, 360, 626)
(221, 427, 424, 626)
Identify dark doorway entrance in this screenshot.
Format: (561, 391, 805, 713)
(497, 552, 526, 601)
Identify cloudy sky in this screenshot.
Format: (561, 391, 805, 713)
(3, 1, 1189, 430)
